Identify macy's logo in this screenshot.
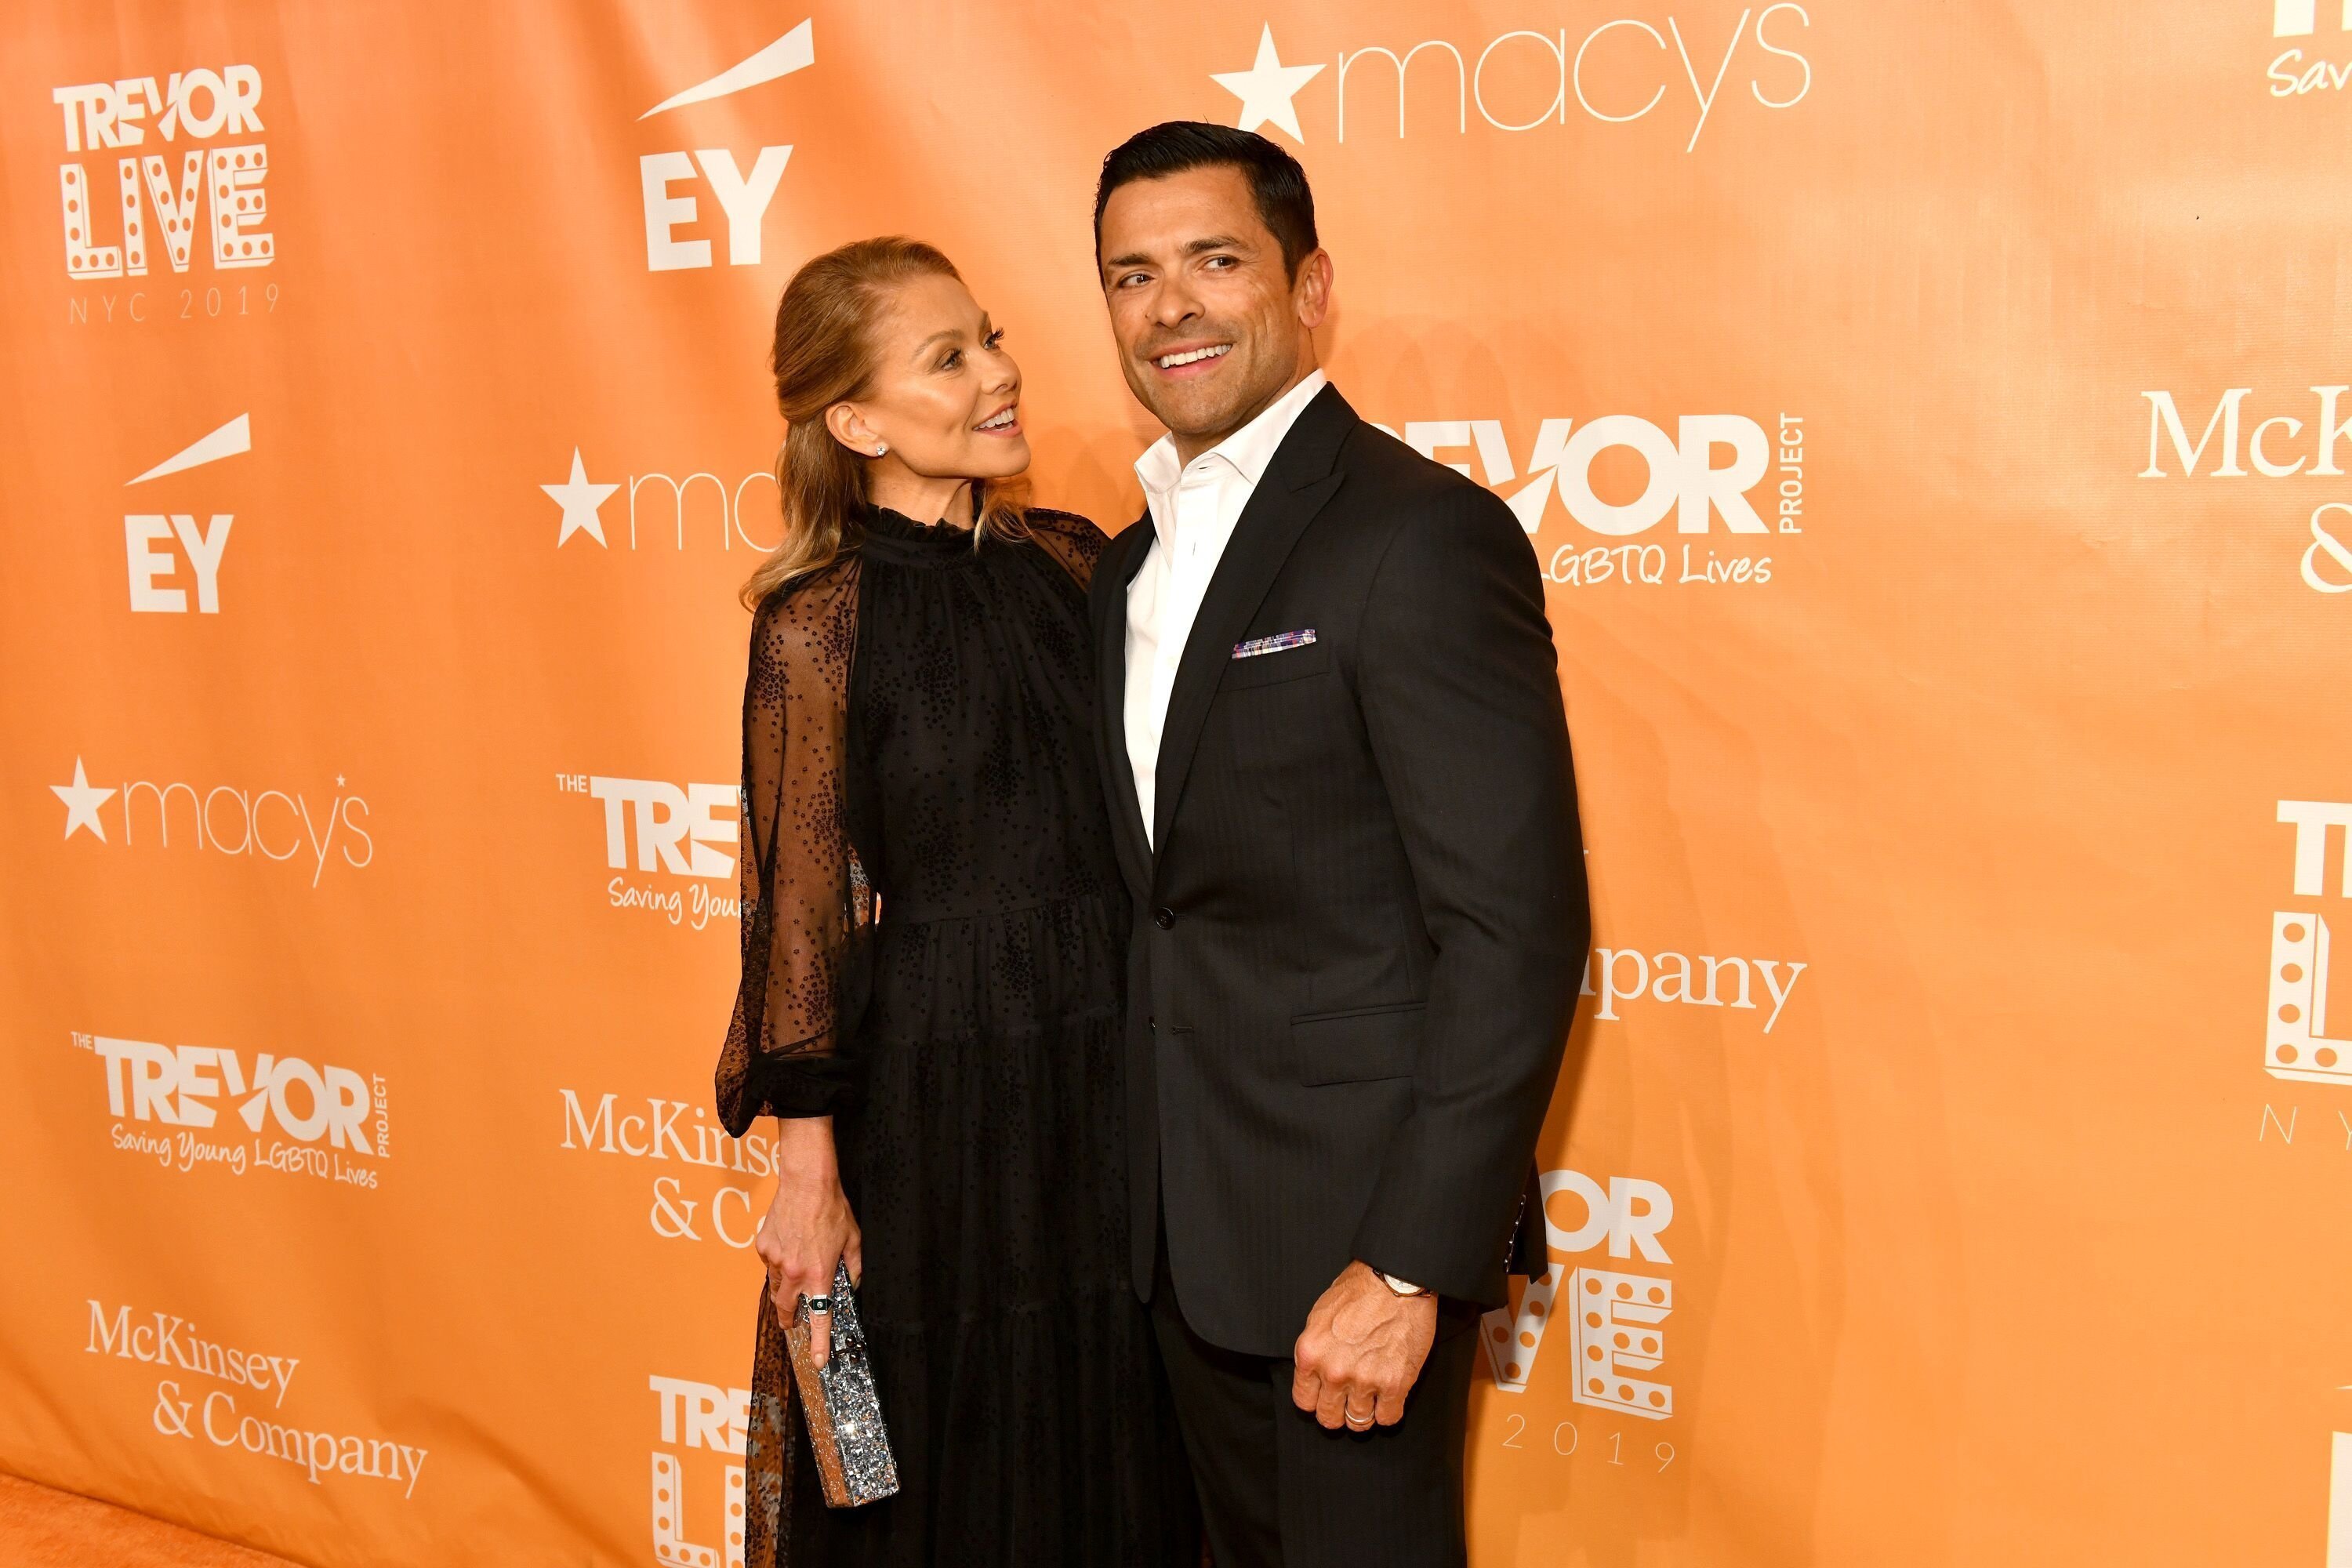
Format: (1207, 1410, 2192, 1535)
(1211, 9, 1812, 154)
(50, 757, 372, 887)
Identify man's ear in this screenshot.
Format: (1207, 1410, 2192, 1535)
(826, 401, 880, 456)
(1294, 249, 1334, 332)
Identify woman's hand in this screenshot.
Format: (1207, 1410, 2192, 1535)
(754, 1116, 862, 1367)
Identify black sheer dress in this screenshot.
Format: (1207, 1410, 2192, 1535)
(716, 501, 1198, 1566)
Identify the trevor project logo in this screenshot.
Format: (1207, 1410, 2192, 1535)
(1371, 411, 1807, 589)
(85, 1031, 390, 1189)
(2268, 2, 2352, 95)
(53, 64, 272, 279)
(2268, 800, 2352, 1084)
(2276, 1, 2352, 37)
(1482, 1168, 1675, 1420)
(558, 772, 741, 929)
(638, 21, 812, 272)
(125, 412, 246, 613)
(648, 1374, 748, 1567)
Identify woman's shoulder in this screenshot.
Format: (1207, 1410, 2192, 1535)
(750, 553, 862, 637)
(1018, 506, 1106, 543)
(1015, 506, 1112, 588)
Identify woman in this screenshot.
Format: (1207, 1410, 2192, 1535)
(714, 237, 1198, 1566)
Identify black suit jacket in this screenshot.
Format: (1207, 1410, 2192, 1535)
(1089, 383, 1590, 1358)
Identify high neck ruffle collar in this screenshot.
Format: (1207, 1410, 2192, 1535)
(858, 500, 984, 566)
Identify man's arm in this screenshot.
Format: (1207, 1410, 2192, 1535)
(1347, 481, 1588, 1298)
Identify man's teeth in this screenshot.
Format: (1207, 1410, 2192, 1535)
(1156, 344, 1231, 369)
(978, 408, 1015, 429)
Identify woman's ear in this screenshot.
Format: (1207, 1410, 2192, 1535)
(826, 402, 884, 458)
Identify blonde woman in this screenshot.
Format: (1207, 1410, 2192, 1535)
(715, 237, 1197, 1565)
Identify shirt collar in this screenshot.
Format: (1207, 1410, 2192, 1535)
(1133, 368, 1330, 515)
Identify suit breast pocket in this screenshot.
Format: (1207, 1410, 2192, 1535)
(1291, 1001, 1425, 1086)
(1216, 644, 1334, 777)
(1218, 642, 1332, 690)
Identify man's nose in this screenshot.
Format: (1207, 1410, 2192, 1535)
(1148, 280, 1202, 330)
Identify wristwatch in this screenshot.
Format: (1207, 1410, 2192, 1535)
(1376, 1270, 1429, 1298)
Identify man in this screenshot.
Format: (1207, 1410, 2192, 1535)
(1087, 122, 1591, 1565)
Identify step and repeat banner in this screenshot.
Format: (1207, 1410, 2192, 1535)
(3, 2, 2348, 1563)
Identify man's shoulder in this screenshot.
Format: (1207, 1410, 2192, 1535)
(1338, 419, 1493, 499)
(1330, 419, 1525, 555)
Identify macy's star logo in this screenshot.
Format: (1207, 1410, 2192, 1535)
(52, 758, 116, 842)
(543, 448, 619, 547)
(1213, 25, 1324, 143)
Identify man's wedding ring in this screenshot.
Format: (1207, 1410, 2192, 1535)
(1345, 1410, 1374, 1428)
(804, 1295, 833, 1316)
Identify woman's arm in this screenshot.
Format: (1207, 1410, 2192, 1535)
(717, 560, 872, 1363)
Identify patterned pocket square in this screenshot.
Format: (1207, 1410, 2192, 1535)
(1232, 629, 1316, 659)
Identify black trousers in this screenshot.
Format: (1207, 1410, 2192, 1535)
(1149, 1223, 1479, 1568)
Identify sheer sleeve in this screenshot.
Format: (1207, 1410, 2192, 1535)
(1020, 507, 1109, 591)
(716, 556, 875, 1136)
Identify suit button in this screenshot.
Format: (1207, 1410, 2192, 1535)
(1147, 1015, 1156, 1031)
(1153, 906, 1176, 930)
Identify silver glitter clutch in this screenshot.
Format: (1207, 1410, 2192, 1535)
(784, 1261, 899, 1508)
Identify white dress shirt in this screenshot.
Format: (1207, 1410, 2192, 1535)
(1124, 368, 1330, 845)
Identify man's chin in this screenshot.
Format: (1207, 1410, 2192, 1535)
(1148, 393, 1253, 444)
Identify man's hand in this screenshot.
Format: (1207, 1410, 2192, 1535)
(1292, 1261, 1439, 1430)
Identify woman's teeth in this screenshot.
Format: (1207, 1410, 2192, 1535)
(977, 408, 1017, 430)
(1156, 344, 1231, 369)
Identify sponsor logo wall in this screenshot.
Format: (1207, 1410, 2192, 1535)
(0, 3, 2342, 1564)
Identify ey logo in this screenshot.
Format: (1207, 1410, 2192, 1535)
(638, 22, 811, 273)
(2267, 801, 2352, 1085)
(2277, 1, 2352, 36)
(1482, 1169, 1675, 1421)
(53, 64, 271, 279)
(648, 1375, 748, 1568)
(124, 412, 245, 613)
(568, 775, 738, 879)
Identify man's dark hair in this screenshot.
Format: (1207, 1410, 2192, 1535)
(1094, 122, 1319, 279)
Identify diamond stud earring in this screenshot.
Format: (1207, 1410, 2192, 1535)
(873, 442, 887, 456)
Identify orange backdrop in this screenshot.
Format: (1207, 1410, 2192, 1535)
(5, 2, 2350, 1564)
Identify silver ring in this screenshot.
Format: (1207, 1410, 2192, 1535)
(1345, 1411, 1374, 1428)
(804, 1295, 833, 1316)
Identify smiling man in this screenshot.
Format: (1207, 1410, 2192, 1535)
(1086, 122, 1592, 1566)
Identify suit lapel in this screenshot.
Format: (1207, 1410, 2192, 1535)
(1152, 384, 1357, 853)
(1094, 517, 1154, 898)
